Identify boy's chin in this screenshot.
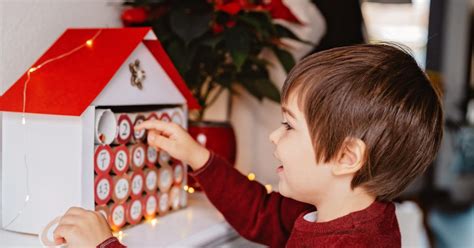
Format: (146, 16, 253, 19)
(278, 181, 290, 198)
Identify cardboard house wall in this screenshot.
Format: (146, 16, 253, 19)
(0, 28, 199, 234)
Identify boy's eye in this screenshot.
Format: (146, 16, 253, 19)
(281, 122, 293, 130)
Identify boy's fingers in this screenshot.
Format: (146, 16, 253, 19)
(135, 120, 175, 134)
(64, 207, 86, 216)
(148, 132, 172, 152)
(53, 224, 74, 243)
(58, 215, 80, 226)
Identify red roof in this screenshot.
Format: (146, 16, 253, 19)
(0, 27, 200, 116)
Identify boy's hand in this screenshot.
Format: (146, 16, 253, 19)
(53, 207, 112, 248)
(135, 120, 210, 171)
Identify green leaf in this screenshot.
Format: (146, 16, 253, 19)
(272, 47, 295, 73)
(169, 7, 212, 45)
(275, 24, 314, 45)
(224, 27, 250, 70)
(254, 79, 281, 103)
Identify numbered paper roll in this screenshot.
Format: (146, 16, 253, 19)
(158, 166, 173, 193)
(170, 109, 184, 127)
(157, 192, 170, 215)
(108, 202, 126, 231)
(143, 193, 158, 220)
(144, 168, 158, 193)
(146, 112, 159, 121)
(114, 114, 133, 145)
(129, 170, 145, 199)
(129, 143, 146, 170)
(146, 145, 158, 167)
(112, 175, 131, 204)
(169, 185, 181, 210)
(159, 112, 171, 122)
(95, 205, 110, 221)
(112, 145, 129, 175)
(132, 114, 147, 143)
(94, 174, 112, 205)
(173, 163, 184, 185)
(94, 145, 113, 175)
(95, 109, 117, 145)
(125, 198, 143, 225)
(158, 150, 171, 167)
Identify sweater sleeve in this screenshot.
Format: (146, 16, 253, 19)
(189, 152, 314, 247)
(97, 237, 126, 248)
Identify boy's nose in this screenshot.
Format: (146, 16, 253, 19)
(269, 128, 279, 145)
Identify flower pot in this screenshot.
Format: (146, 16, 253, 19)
(187, 121, 237, 190)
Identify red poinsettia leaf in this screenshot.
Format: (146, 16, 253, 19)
(216, 2, 242, 15)
(265, 0, 301, 24)
(121, 7, 148, 26)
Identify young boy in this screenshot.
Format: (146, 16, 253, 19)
(53, 43, 443, 247)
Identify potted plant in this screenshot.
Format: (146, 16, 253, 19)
(121, 0, 308, 167)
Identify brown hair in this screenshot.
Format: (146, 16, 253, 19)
(282, 43, 443, 201)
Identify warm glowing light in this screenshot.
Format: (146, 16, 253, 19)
(265, 184, 272, 193)
(86, 39, 93, 47)
(188, 187, 195, 194)
(183, 185, 189, 191)
(151, 218, 158, 226)
(28, 67, 37, 73)
(247, 173, 256, 181)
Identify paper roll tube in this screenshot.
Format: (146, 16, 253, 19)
(95, 205, 110, 221)
(159, 112, 171, 122)
(125, 198, 144, 225)
(113, 113, 133, 145)
(94, 145, 113, 175)
(144, 168, 158, 193)
(157, 192, 170, 215)
(112, 145, 129, 175)
(179, 186, 188, 208)
(158, 150, 171, 167)
(39, 216, 64, 248)
(157, 166, 173, 193)
(145, 145, 158, 167)
(95, 109, 117, 145)
(170, 109, 184, 127)
(146, 112, 159, 121)
(172, 163, 184, 185)
(169, 185, 181, 210)
(95, 174, 113, 205)
(132, 114, 147, 143)
(112, 175, 131, 204)
(129, 143, 146, 170)
(143, 193, 158, 220)
(129, 170, 145, 199)
(108, 202, 126, 231)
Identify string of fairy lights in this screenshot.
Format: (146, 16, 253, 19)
(4, 30, 103, 229)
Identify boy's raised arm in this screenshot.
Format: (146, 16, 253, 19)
(137, 120, 313, 247)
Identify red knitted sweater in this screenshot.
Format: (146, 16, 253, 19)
(98, 152, 401, 247)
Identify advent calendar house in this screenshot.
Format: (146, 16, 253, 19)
(0, 28, 199, 234)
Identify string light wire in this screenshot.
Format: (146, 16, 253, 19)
(3, 30, 102, 229)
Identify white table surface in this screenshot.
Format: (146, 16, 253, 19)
(0, 193, 238, 248)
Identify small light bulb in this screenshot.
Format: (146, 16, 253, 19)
(151, 218, 157, 226)
(22, 116, 26, 125)
(183, 185, 189, 191)
(188, 187, 195, 194)
(28, 67, 37, 73)
(265, 184, 272, 193)
(247, 173, 256, 181)
(86, 39, 93, 47)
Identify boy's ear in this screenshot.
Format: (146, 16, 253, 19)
(332, 138, 366, 176)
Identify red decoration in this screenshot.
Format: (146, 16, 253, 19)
(121, 7, 148, 27)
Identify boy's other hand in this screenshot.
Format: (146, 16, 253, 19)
(53, 207, 112, 248)
(135, 120, 210, 171)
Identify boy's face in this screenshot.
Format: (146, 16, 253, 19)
(269, 94, 334, 204)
